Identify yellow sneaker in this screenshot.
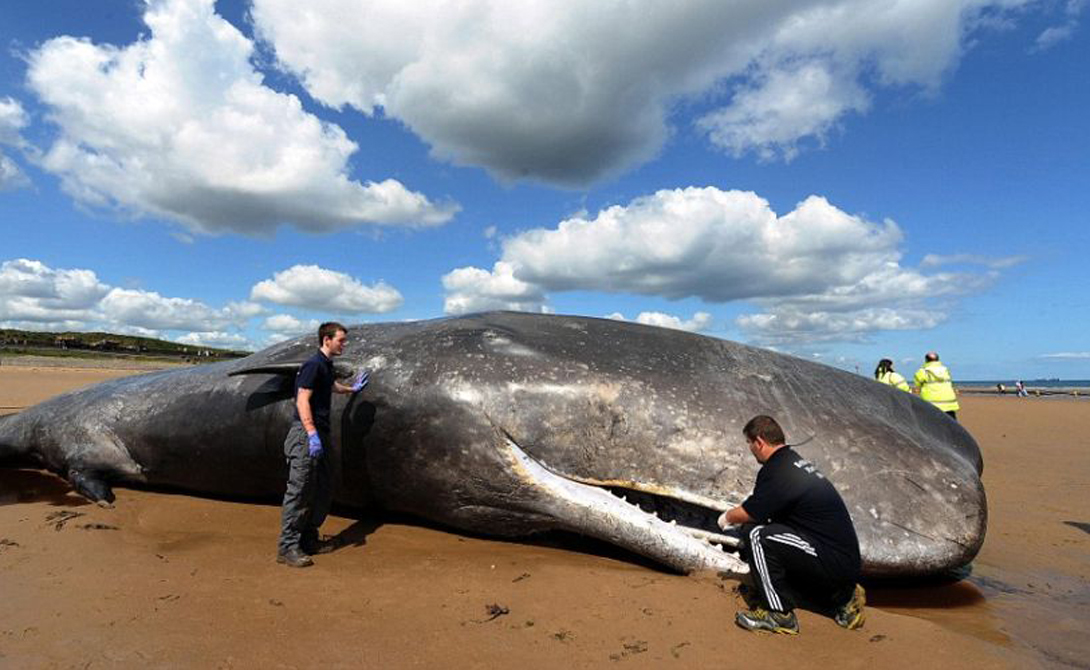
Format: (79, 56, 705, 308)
(834, 584, 866, 630)
(735, 608, 799, 634)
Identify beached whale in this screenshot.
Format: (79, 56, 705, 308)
(0, 312, 985, 577)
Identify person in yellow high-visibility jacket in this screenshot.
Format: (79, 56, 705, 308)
(914, 351, 960, 420)
(874, 359, 910, 392)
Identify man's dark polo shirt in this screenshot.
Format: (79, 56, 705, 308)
(742, 446, 862, 578)
(293, 350, 335, 431)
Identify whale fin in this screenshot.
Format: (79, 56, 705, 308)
(228, 363, 302, 377)
(67, 468, 115, 507)
(58, 426, 143, 507)
(229, 362, 356, 379)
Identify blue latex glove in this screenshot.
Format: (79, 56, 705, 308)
(307, 432, 323, 458)
(351, 370, 370, 393)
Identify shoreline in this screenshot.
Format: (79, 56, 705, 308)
(957, 386, 1088, 398)
(0, 354, 191, 372)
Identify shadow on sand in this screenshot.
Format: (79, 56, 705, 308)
(866, 577, 987, 610)
(0, 469, 92, 507)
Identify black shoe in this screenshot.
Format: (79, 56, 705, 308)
(834, 584, 866, 630)
(276, 547, 314, 568)
(300, 536, 341, 555)
(735, 608, 799, 634)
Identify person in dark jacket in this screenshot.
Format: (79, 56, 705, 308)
(277, 321, 368, 568)
(718, 415, 866, 634)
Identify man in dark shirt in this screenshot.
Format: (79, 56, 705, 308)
(718, 415, 865, 634)
(277, 321, 368, 568)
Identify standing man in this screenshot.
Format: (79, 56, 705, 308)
(914, 351, 960, 420)
(718, 415, 865, 634)
(277, 322, 369, 568)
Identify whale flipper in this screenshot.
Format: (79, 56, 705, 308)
(67, 468, 115, 507)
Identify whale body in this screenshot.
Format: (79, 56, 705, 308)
(0, 312, 986, 577)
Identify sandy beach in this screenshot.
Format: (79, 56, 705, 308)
(1, 365, 1087, 668)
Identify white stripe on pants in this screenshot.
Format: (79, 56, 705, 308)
(749, 525, 784, 612)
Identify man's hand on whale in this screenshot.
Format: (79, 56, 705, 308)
(331, 369, 370, 395)
(350, 370, 370, 393)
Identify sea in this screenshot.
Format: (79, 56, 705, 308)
(962, 379, 1090, 389)
(958, 379, 1090, 396)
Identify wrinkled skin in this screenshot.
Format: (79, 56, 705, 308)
(0, 312, 985, 577)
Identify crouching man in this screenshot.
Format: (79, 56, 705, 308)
(718, 415, 866, 634)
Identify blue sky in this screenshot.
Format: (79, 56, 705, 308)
(1, 0, 1087, 380)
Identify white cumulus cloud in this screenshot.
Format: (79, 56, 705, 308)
(25, 0, 456, 235)
(175, 331, 251, 349)
(0, 155, 28, 191)
(98, 289, 258, 331)
(736, 306, 947, 345)
(608, 311, 713, 333)
(252, 0, 1037, 184)
(0, 258, 260, 342)
(445, 186, 1002, 344)
(0, 97, 27, 146)
(441, 261, 548, 315)
(0, 259, 110, 324)
(0, 97, 30, 190)
(495, 188, 906, 301)
(1039, 352, 1090, 360)
(250, 264, 403, 314)
(1033, 0, 1084, 51)
(263, 313, 322, 335)
(697, 61, 870, 162)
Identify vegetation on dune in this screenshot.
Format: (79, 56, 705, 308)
(0, 328, 250, 364)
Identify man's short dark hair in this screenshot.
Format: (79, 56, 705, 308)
(318, 321, 347, 347)
(742, 415, 785, 446)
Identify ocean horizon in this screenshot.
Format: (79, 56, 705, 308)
(960, 379, 1090, 390)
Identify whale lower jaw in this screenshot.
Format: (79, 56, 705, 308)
(500, 436, 748, 575)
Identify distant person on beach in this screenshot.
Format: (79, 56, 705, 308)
(997, 383, 1006, 394)
(874, 359, 910, 392)
(277, 322, 369, 568)
(1016, 380, 1028, 398)
(914, 352, 960, 420)
(718, 415, 865, 635)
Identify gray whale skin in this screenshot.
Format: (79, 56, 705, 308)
(0, 312, 985, 577)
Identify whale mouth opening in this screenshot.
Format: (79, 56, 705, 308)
(599, 485, 743, 549)
(501, 432, 746, 574)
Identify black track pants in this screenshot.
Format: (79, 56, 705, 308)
(740, 523, 856, 614)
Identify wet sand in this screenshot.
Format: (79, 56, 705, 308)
(1, 367, 1087, 668)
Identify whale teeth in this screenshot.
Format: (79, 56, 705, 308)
(713, 543, 723, 551)
(669, 520, 677, 525)
(621, 495, 627, 502)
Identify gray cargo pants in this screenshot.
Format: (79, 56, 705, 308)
(278, 422, 335, 554)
